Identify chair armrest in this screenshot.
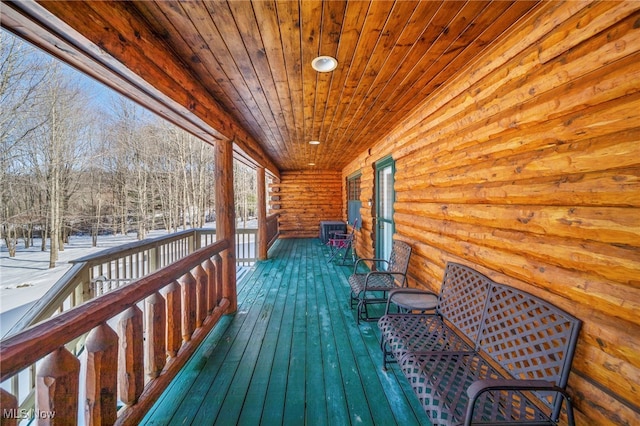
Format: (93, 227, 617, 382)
(353, 258, 389, 273)
(465, 379, 575, 426)
(385, 288, 438, 314)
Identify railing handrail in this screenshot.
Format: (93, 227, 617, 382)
(266, 214, 279, 248)
(4, 227, 262, 339)
(0, 238, 230, 382)
(71, 228, 211, 265)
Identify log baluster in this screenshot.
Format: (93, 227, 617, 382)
(213, 254, 223, 307)
(145, 292, 166, 378)
(192, 265, 207, 327)
(202, 258, 216, 314)
(0, 238, 230, 425)
(117, 306, 143, 406)
(0, 389, 18, 426)
(179, 273, 196, 341)
(84, 324, 118, 426)
(36, 347, 80, 425)
(161, 280, 181, 357)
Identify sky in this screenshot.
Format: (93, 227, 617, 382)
(2, 28, 155, 123)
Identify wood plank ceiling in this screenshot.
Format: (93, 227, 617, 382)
(18, 1, 541, 172)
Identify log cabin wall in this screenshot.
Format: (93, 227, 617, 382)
(343, 2, 640, 425)
(270, 170, 342, 239)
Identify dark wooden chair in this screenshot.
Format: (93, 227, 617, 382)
(348, 239, 412, 324)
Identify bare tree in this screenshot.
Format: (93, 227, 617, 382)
(234, 161, 256, 227)
(1, 31, 258, 262)
(0, 32, 49, 256)
(104, 97, 160, 239)
(22, 62, 93, 267)
(149, 122, 183, 233)
(148, 122, 216, 233)
(184, 132, 213, 229)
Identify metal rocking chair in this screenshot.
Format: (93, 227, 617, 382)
(326, 219, 357, 265)
(348, 239, 412, 324)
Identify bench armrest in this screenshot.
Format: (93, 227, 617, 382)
(465, 379, 575, 426)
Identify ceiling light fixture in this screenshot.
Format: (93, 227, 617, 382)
(308, 162, 316, 166)
(312, 56, 338, 72)
(309, 140, 321, 145)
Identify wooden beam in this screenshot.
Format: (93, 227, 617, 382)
(215, 139, 237, 313)
(257, 167, 268, 260)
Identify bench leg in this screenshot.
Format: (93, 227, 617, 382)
(380, 338, 394, 371)
(356, 299, 368, 325)
(566, 396, 576, 426)
(350, 291, 358, 310)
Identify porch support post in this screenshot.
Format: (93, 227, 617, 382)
(257, 166, 268, 260)
(215, 138, 237, 313)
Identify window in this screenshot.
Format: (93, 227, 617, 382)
(347, 172, 362, 228)
(347, 173, 361, 201)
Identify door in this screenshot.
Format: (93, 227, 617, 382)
(375, 157, 395, 266)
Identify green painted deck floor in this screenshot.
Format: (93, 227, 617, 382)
(142, 238, 431, 426)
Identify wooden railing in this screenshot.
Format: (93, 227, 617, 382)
(0, 223, 279, 423)
(266, 213, 279, 248)
(5, 228, 258, 337)
(0, 239, 232, 425)
(236, 228, 257, 266)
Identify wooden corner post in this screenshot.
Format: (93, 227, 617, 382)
(257, 166, 268, 260)
(215, 138, 237, 313)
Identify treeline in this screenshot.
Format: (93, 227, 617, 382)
(0, 32, 256, 267)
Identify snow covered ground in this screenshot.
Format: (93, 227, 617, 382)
(0, 230, 170, 337)
(0, 220, 257, 338)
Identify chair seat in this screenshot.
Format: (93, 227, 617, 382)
(378, 314, 474, 365)
(348, 273, 395, 294)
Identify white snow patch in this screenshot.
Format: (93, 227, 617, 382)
(0, 220, 255, 338)
(0, 230, 169, 337)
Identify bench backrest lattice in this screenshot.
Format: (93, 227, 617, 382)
(438, 263, 493, 344)
(478, 284, 582, 419)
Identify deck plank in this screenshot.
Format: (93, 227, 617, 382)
(304, 248, 329, 425)
(141, 239, 431, 425)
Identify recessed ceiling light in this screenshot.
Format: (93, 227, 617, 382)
(312, 56, 338, 72)
(309, 140, 320, 145)
(308, 162, 316, 166)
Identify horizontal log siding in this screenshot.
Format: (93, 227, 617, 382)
(343, 2, 640, 425)
(270, 170, 343, 238)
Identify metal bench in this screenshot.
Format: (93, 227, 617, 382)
(378, 262, 582, 426)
